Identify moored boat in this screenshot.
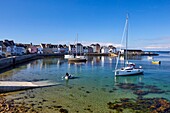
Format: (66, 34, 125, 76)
(64, 54, 74, 59)
(68, 58, 87, 62)
(147, 56, 153, 60)
(152, 60, 161, 64)
(68, 33, 87, 62)
(114, 14, 144, 76)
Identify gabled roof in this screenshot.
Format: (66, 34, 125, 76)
(69, 44, 75, 48)
(96, 43, 100, 46)
(8, 40, 15, 45)
(90, 44, 95, 46)
(4, 40, 15, 46)
(75, 43, 82, 46)
(108, 45, 116, 49)
(15, 43, 27, 48)
(3, 42, 10, 47)
(22, 44, 32, 48)
(58, 44, 63, 48)
(90, 43, 100, 46)
(40, 43, 46, 48)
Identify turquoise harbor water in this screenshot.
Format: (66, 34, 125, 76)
(0, 53, 170, 112)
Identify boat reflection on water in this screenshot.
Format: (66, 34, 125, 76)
(114, 75, 143, 84)
(68, 61, 86, 65)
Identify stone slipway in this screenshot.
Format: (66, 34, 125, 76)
(0, 80, 59, 93)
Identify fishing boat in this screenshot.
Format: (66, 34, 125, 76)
(152, 60, 161, 64)
(114, 14, 144, 76)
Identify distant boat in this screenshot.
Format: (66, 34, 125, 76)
(114, 14, 144, 76)
(64, 54, 74, 59)
(68, 57, 87, 63)
(147, 56, 153, 60)
(152, 60, 161, 64)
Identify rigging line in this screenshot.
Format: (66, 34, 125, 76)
(115, 17, 128, 70)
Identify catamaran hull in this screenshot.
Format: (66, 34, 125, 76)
(115, 69, 144, 76)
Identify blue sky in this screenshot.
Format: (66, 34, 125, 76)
(0, 0, 170, 50)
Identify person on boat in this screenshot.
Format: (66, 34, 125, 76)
(128, 63, 135, 68)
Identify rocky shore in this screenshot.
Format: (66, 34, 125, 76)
(0, 94, 37, 113)
(0, 93, 69, 113)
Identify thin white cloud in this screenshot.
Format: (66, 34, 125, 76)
(81, 41, 121, 47)
(144, 44, 170, 50)
(57, 40, 122, 47)
(137, 36, 170, 50)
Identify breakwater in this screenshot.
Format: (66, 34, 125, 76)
(0, 54, 39, 70)
(0, 54, 65, 70)
(0, 54, 66, 70)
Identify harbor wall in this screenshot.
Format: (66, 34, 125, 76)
(0, 54, 64, 70)
(0, 54, 39, 70)
(0, 57, 13, 70)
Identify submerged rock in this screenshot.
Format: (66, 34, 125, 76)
(133, 90, 149, 96)
(59, 108, 68, 113)
(107, 97, 170, 112)
(0, 96, 38, 113)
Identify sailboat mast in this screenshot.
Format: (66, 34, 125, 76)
(76, 33, 78, 56)
(125, 14, 128, 65)
(115, 14, 128, 70)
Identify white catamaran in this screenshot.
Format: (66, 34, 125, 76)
(114, 14, 144, 76)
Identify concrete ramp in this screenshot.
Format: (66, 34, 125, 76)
(0, 80, 59, 93)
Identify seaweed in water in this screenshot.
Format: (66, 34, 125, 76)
(107, 97, 170, 112)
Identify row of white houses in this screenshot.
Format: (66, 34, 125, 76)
(0, 40, 117, 57)
(0, 40, 26, 57)
(40, 43, 116, 54)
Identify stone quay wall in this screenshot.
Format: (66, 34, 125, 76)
(0, 54, 64, 70)
(0, 54, 39, 70)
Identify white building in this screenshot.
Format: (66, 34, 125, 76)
(75, 43, 83, 54)
(69, 44, 76, 54)
(90, 43, 100, 53)
(101, 46, 109, 53)
(83, 46, 88, 53)
(37, 47, 43, 54)
(108, 45, 117, 53)
(15, 46, 26, 55)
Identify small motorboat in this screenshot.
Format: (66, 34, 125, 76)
(152, 60, 161, 64)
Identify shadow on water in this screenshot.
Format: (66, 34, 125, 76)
(114, 75, 144, 84)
